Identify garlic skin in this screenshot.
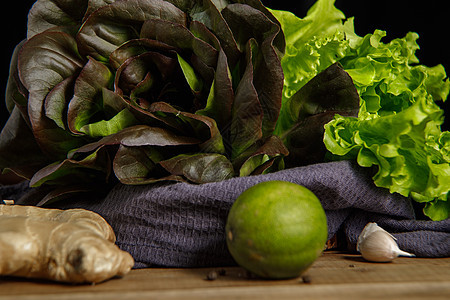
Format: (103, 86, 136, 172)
(357, 222, 415, 262)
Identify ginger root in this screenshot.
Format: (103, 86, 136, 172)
(0, 202, 134, 283)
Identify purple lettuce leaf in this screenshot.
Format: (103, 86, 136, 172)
(282, 63, 360, 167)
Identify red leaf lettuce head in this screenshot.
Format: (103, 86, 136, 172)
(0, 0, 288, 202)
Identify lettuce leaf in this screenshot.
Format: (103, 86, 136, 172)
(340, 30, 450, 119)
(269, 1, 347, 97)
(270, 1, 349, 135)
(281, 63, 360, 167)
(324, 97, 449, 220)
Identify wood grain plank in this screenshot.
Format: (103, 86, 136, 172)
(1, 252, 449, 300)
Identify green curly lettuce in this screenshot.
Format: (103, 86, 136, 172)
(269, 1, 350, 135)
(340, 29, 450, 119)
(324, 97, 450, 220)
(271, 0, 450, 220)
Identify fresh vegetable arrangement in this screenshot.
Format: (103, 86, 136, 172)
(0, 0, 448, 220)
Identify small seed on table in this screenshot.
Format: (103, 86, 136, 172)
(301, 275, 312, 284)
(205, 270, 218, 281)
(218, 268, 227, 276)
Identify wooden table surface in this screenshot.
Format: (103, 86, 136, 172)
(0, 251, 449, 299)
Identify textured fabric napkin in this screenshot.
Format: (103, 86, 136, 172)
(1, 160, 449, 268)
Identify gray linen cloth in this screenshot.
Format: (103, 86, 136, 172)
(1, 160, 449, 267)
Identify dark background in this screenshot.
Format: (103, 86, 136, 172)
(1, 1, 448, 130)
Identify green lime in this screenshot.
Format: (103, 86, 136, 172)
(225, 180, 328, 279)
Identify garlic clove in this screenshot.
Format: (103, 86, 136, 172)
(357, 222, 395, 245)
(357, 222, 415, 262)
